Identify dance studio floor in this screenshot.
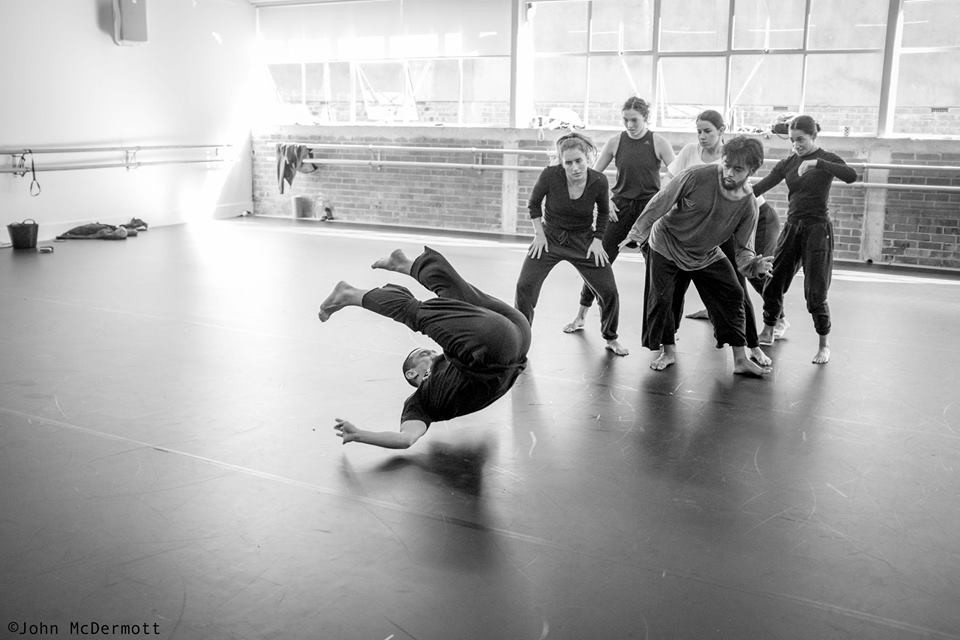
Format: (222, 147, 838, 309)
(2, 217, 959, 640)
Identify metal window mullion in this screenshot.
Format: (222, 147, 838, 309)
(651, 0, 662, 124)
(799, 0, 813, 113)
(877, 0, 904, 137)
(584, 0, 593, 126)
(725, 0, 736, 125)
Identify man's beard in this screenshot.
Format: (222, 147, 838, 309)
(721, 177, 743, 191)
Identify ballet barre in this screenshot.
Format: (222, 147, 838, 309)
(0, 144, 232, 175)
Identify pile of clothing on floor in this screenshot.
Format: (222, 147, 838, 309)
(56, 218, 148, 240)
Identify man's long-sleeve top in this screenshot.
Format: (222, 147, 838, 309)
(626, 164, 764, 277)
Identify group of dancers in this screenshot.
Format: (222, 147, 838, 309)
(318, 96, 857, 448)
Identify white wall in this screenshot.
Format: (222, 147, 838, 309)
(0, 0, 257, 241)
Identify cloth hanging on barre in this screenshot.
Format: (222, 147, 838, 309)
(276, 144, 315, 194)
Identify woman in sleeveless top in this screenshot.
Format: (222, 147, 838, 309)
(562, 96, 674, 337)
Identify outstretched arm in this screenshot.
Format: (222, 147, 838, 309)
(334, 418, 427, 449)
(622, 170, 687, 248)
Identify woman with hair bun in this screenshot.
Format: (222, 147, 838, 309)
(515, 131, 628, 355)
(751, 115, 858, 364)
(561, 97, 674, 344)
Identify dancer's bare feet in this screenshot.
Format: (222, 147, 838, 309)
(563, 308, 588, 333)
(813, 335, 830, 364)
(685, 308, 709, 320)
(371, 249, 413, 275)
(650, 345, 676, 371)
(749, 346, 772, 367)
(773, 316, 790, 339)
(733, 358, 770, 377)
(758, 324, 775, 346)
(605, 339, 629, 356)
(318, 281, 366, 322)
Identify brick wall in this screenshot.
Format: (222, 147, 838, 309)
(253, 125, 960, 271)
(882, 150, 960, 267)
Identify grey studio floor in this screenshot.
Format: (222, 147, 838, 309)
(1, 217, 959, 640)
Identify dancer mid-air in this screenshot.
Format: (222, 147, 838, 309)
(318, 247, 531, 449)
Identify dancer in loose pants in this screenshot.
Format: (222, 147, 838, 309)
(318, 246, 530, 449)
(751, 115, 857, 364)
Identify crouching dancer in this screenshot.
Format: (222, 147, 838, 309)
(622, 136, 774, 376)
(318, 246, 531, 449)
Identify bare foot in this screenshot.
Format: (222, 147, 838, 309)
(371, 249, 413, 274)
(758, 325, 775, 346)
(733, 357, 771, 377)
(318, 281, 361, 322)
(605, 339, 629, 356)
(562, 319, 585, 333)
(773, 316, 790, 339)
(813, 346, 831, 364)
(749, 346, 772, 367)
(685, 308, 709, 320)
(650, 348, 676, 371)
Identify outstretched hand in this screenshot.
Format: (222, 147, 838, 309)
(618, 236, 642, 252)
(333, 418, 359, 444)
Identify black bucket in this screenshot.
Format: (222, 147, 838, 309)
(7, 219, 39, 250)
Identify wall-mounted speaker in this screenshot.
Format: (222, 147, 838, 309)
(113, 0, 148, 45)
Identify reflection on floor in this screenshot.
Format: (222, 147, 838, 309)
(2, 218, 959, 639)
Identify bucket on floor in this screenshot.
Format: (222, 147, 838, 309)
(7, 219, 39, 250)
(292, 195, 316, 219)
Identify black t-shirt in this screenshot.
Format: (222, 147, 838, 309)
(400, 357, 524, 427)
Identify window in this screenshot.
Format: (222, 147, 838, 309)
(728, 54, 804, 130)
(255, 1, 957, 136)
(657, 57, 726, 127)
(806, 53, 884, 134)
(530, 1, 589, 54)
(590, 0, 653, 52)
(732, 0, 805, 50)
(902, 0, 960, 47)
(659, 0, 729, 52)
(808, 0, 888, 50)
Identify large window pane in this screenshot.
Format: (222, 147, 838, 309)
(657, 57, 726, 127)
(902, 0, 960, 48)
(805, 53, 883, 134)
(267, 64, 302, 103)
(808, 0, 887, 50)
(355, 62, 418, 123)
(733, 0, 805, 50)
(588, 55, 654, 102)
(660, 0, 729, 52)
(303, 63, 352, 123)
(590, 0, 654, 52)
(588, 55, 654, 126)
(729, 54, 803, 131)
(534, 56, 587, 124)
(894, 51, 960, 136)
(259, 1, 402, 61)
(462, 57, 511, 126)
(400, 0, 512, 56)
(531, 1, 589, 54)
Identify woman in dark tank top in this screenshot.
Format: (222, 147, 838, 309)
(563, 96, 675, 337)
